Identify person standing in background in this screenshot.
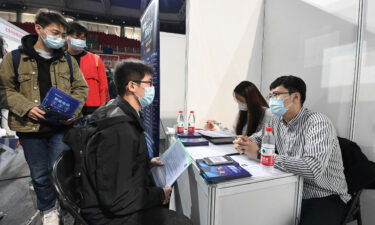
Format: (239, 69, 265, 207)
(67, 21, 109, 116)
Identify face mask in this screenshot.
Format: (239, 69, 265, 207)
(238, 103, 248, 111)
(137, 86, 155, 108)
(70, 38, 86, 50)
(41, 29, 65, 49)
(269, 97, 289, 116)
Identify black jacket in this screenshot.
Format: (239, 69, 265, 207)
(338, 137, 375, 194)
(79, 96, 164, 225)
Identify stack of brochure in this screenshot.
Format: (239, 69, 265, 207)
(176, 132, 209, 146)
(196, 159, 251, 184)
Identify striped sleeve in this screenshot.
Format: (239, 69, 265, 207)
(274, 114, 334, 180)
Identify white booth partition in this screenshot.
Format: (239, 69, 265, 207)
(261, 0, 359, 138)
(352, 0, 375, 224)
(185, 0, 265, 129)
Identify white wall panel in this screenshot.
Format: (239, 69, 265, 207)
(160, 32, 186, 120)
(186, 0, 265, 128)
(261, 0, 359, 137)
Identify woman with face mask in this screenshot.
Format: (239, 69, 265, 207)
(207, 81, 271, 136)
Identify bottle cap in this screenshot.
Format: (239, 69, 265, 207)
(190, 110, 194, 113)
(265, 127, 273, 132)
(178, 110, 183, 113)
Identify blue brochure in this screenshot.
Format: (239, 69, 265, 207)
(196, 159, 251, 184)
(39, 87, 80, 124)
(180, 138, 209, 147)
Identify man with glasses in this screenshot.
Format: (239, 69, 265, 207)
(234, 75, 350, 225)
(67, 21, 109, 116)
(78, 58, 192, 225)
(0, 8, 88, 225)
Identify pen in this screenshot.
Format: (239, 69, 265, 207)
(225, 153, 241, 156)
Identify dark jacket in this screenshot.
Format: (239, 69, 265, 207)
(338, 137, 375, 194)
(79, 96, 164, 225)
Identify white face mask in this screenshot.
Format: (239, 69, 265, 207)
(238, 103, 248, 111)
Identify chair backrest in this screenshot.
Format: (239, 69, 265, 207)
(338, 137, 375, 195)
(51, 150, 89, 225)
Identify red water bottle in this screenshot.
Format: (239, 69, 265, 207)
(260, 127, 275, 166)
(187, 110, 195, 133)
(176, 110, 185, 134)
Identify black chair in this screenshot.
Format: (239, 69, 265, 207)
(342, 189, 363, 225)
(338, 137, 375, 225)
(51, 150, 89, 225)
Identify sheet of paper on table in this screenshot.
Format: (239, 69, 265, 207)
(230, 154, 287, 178)
(185, 143, 237, 160)
(198, 130, 236, 138)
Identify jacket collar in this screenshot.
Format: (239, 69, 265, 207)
(115, 96, 145, 130)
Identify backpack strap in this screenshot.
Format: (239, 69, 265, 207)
(11, 49, 21, 84)
(64, 52, 74, 83)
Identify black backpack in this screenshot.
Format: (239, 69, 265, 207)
(63, 119, 98, 179)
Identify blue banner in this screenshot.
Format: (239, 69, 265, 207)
(140, 0, 160, 157)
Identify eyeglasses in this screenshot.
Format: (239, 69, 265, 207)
(132, 80, 153, 86)
(267, 91, 293, 99)
(44, 28, 67, 39)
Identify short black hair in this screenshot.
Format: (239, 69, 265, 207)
(67, 21, 88, 37)
(35, 8, 68, 29)
(114, 58, 154, 97)
(270, 75, 306, 105)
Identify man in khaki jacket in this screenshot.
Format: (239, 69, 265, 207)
(0, 9, 88, 225)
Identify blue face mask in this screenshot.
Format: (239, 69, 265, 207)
(138, 86, 155, 108)
(70, 38, 86, 50)
(269, 97, 289, 116)
(41, 30, 65, 49)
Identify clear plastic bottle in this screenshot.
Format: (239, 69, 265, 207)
(260, 127, 275, 166)
(187, 110, 195, 133)
(176, 110, 185, 134)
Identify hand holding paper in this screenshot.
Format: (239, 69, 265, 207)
(151, 140, 192, 187)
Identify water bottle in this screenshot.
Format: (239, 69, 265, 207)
(187, 110, 195, 133)
(260, 127, 275, 166)
(176, 110, 185, 134)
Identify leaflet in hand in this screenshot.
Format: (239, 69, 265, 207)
(151, 140, 192, 187)
(39, 87, 80, 124)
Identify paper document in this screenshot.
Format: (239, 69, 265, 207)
(230, 154, 287, 178)
(198, 130, 236, 138)
(151, 140, 192, 187)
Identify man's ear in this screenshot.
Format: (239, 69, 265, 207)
(34, 24, 42, 35)
(127, 81, 136, 93)
(293, 92, 301, 104)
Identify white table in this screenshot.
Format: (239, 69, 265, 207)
(170, 143, 303, 225)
